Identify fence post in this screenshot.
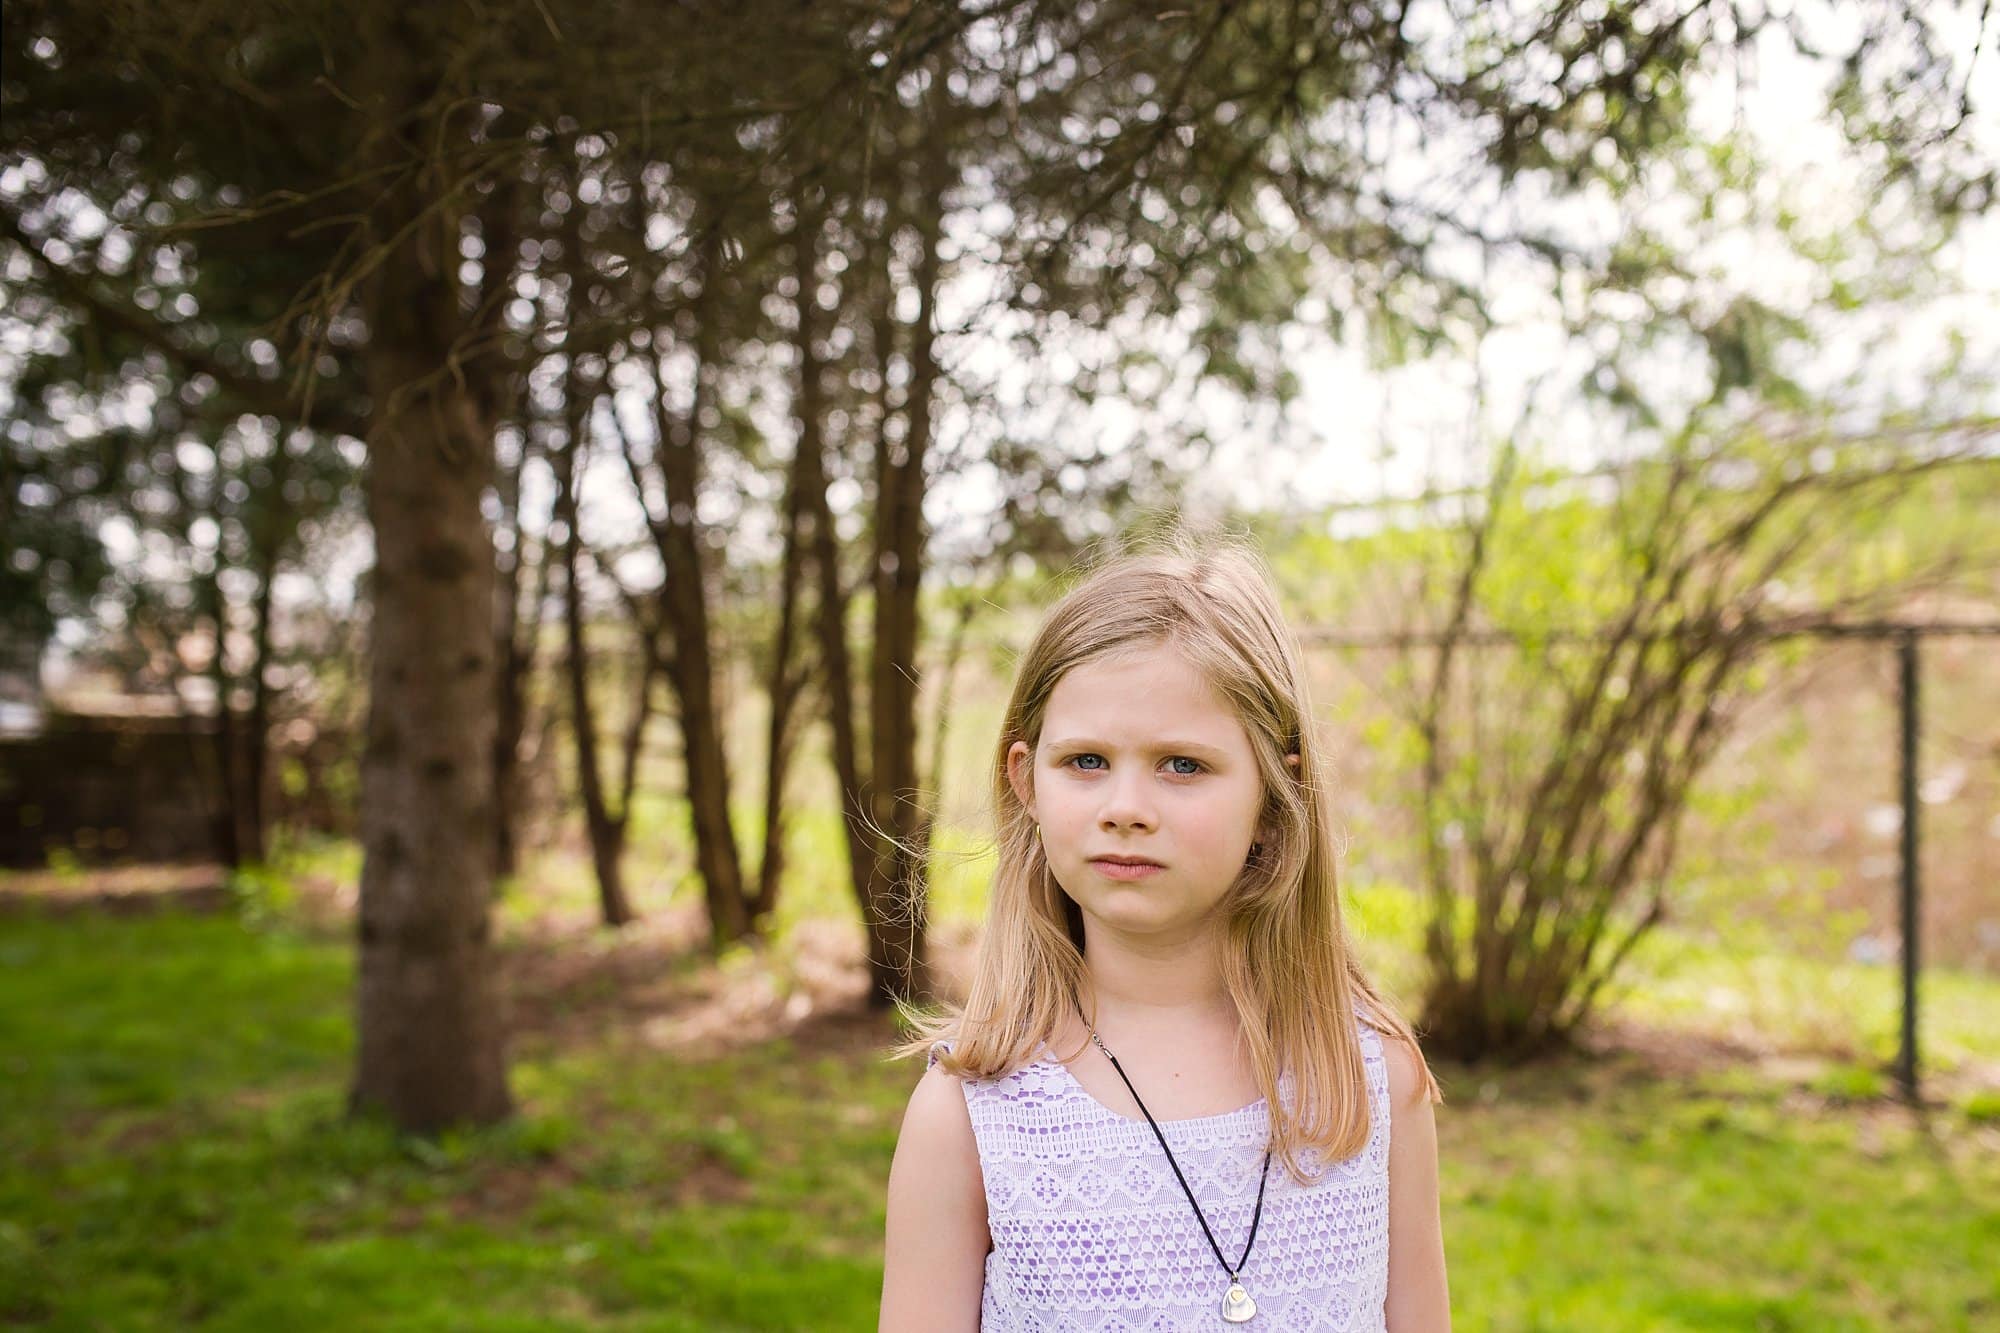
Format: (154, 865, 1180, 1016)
(1895, 629, 1920, 1105)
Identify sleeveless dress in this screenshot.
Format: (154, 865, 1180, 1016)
(926, 1014, 1391, 1332)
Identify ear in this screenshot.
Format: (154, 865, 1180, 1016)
(1006, 739, 1036, 821)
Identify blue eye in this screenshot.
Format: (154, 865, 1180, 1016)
(1061, 753, 1203, 775)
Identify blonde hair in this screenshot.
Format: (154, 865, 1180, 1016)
(897, 525, 1440, 1182)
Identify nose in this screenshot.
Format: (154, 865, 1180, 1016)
(1096, 770, 1156, 832)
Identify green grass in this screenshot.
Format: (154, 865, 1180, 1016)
(1, 884, 1996, 1330)
(0, 906, 902, 1331)
(1435, 1056, 2000, 1331)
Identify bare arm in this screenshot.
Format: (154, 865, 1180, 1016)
(1383, 1036, 1452, 1332)
(880, 1064, 989, 1333)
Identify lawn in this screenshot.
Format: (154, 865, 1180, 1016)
(1, 876, 1996, 1331)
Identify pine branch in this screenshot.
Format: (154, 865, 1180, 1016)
(1, 209, 368, 440)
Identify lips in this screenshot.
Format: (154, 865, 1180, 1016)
(1089, 854, 1165, 881)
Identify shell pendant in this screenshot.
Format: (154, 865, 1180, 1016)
(1221, 1280, 1257, 1323)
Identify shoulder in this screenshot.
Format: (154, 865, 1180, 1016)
(883, 1062, 989, 1326)
(1376, 1032, 1451, 1328)
(893, 1059, 984, 1209)
(901, 1060, 978, 1148)
(1350, 1001, 1428, 1110)
(1380, 1031, 1436, 1116)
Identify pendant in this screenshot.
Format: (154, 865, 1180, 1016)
(1221, 1280, 1257, 1323)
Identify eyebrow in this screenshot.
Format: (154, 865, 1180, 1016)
(1041, 737, 1232, 761)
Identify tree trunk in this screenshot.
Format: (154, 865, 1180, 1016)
(861, 129, 950, 1007)
(481, 179, 533, 884)
(242, 541, 277, 864)
(348, 39, 511, 1132)
(790, 204, 879, 949)
(201, 575, 244, 869)
(752, 349, 813, 924)
(555, 364, 634, 928)
(647, 227, 750, 949)
(494, 479, 552, 884)
(922, 593, 980, 836)
(493, 528, 527, 881)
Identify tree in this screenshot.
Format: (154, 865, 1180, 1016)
(4, 1, 539, 1127)
(1391, 424, 1993, 1060)
(1363, 107, 1996, 1057)
(552, 343, 648, 929)
(342, 12, 516, 1128)
(0, 29, 363, 870)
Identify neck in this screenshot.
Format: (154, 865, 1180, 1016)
(1077, 917, 1235, 1031)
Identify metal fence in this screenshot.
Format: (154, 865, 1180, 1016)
(1298, 618, 2000, 1104)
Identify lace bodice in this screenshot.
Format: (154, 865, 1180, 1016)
(927, 1016, 1391, 1331)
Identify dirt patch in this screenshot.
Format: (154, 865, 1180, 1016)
(445, 1156, 588, 1221)
(1564, 1013, 2000, 1113)
(500, 904, 727, 1050)
(0, 862, 231, 916)
(1576, 1015, 1776, 1078)
(666, 1150, 756, 1207)
(290, 871, 358, 935)
(499, 909, 981, 1063)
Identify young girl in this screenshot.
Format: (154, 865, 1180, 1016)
(881, 535, 1451, 1331)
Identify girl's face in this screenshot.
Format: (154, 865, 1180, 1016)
(1007, 645, 1268, 945)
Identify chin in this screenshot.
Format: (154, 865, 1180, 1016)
(1072, 887, 1196, 928)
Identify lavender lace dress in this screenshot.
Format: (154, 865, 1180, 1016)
(927, 1015, 1391, 1332)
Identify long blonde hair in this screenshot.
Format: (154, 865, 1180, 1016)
(898, 527, 1440, 1182)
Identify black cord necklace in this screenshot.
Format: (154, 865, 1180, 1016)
(1077, 1004, 1272, 1324)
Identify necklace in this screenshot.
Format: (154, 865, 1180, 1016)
(1077, 1007, 1272, 1325)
